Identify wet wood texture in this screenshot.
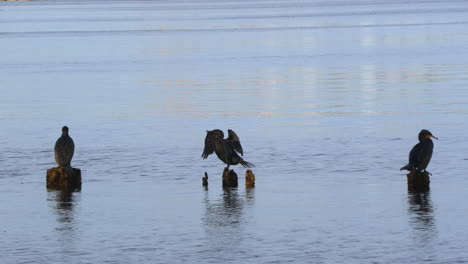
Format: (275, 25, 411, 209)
(245, 170, 255, 188)
(202, 172, 208, 187)
(407, 171, 430, 192)
(46, 167, 81, 191)
(222, 168, 238, 188)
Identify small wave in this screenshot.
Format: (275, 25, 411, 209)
(2, 20, 468, 38)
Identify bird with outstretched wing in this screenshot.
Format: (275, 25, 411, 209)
(202, 129, 254, 169)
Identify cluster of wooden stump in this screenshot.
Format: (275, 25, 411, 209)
(202, 168, 255, 189)
(46, 166, 430, 193)
(46, 165, 431, 194)
(46, 166, 255, 191)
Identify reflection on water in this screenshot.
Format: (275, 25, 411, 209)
(203, 188, 244, 228)
(2, 0, 468, 262)
(202, 188, 255, 257)
(48, 190, 77, 224)
(47, 190, 80, 255)
(245, 187, 255, 207)
(407, 191, 437, 244)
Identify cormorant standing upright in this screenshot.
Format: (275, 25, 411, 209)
(202, 129, 254, 169)
(400, 129, 438, 173)
(54, 126, 75, 168)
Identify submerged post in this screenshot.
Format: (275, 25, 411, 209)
(245, 170, 255, 188)
(46, 167, 81, 191)
(222, 168, 238, 188)
(202, 172, 209, 187)
(407, 171, 430, 192)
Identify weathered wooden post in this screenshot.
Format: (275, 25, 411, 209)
(245, 170, 255, 188)
(202, 172, 209, 187)
(407, 171, 430, 192)
(222, 167, 238, 188)
(46, 167, 81, 191)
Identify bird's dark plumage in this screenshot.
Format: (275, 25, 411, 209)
(54, 126, 75, 167)
(227, 129, 243, 156)
(400, 129, 438, 172)
(202, 129, 254, 168)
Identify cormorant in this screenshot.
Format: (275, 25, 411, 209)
(54, 126, 75, 168)
(400, 129, 438, 173)
(202, 129, 254, 169)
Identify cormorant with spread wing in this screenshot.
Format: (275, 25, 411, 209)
(202, 129, 254, 168)
(400, 129, 438, 173)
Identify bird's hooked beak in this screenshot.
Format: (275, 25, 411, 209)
(427, 135, 439, 140)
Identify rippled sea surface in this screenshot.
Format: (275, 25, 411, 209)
(1, 0, 468, 263)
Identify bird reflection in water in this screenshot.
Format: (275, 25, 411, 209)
(47, 190, 79, 230)
(407, 191, 437, 244)
(203, 188, 244, 228)
(202, 188, 255, 252)
(48, 190, 80, 254)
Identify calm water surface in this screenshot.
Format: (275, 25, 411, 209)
(1, 0, 468, 263)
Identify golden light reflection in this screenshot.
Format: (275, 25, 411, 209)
(136, 61, 468, 120)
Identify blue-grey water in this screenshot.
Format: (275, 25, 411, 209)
(1, 0, 468, 263)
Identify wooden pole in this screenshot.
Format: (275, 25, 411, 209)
(245, 170, 255, 188)
(202, 172, 209, 187)
(222, 168, 238, 188)
(46, 167, 81, 191)
(407, 171, 430, 192)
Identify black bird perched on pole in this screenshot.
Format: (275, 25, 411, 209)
(202, 129, 254, 169)
(54, 126, 75, 168)
(400, 129, 438, 173)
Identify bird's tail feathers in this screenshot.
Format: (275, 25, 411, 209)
(400, 164, 412, 171)
(240, 160, 255, 168)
